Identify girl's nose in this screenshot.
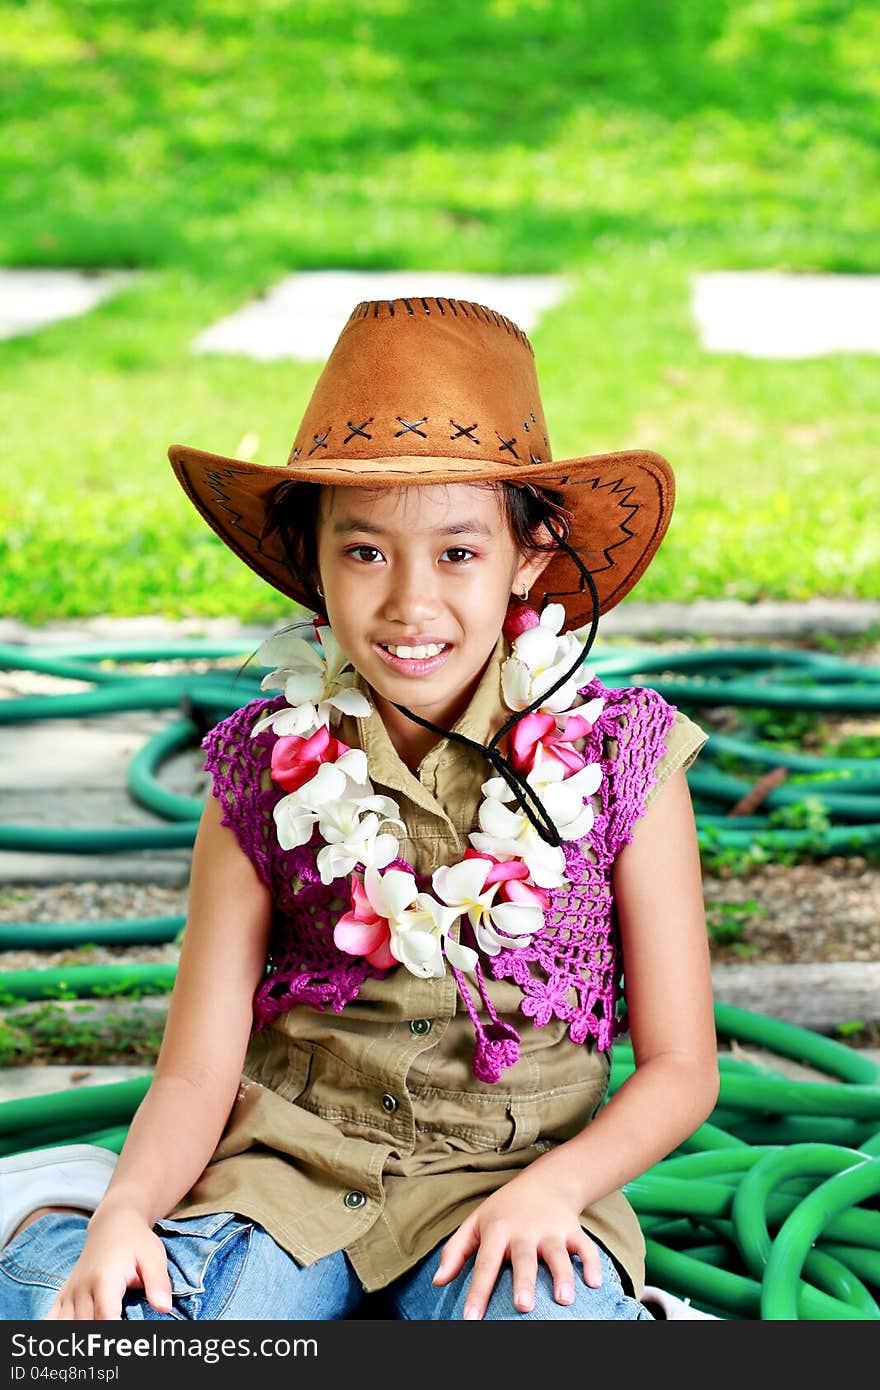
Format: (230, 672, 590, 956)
(381, 563, 440, 623)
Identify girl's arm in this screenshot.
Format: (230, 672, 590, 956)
(44, 790, 273, 1319)
(434, 766, 719, 1318)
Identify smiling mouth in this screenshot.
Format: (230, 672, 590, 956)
(373, 642, 453, 674)
(379, 641, 449, 659)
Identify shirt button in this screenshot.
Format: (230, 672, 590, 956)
(410, 1018, 432, 1036)
(344, 1190, 367, 1210)
(381, 1093, 398, 1113)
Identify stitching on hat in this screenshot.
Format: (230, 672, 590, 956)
(394, 416, 428, 438)
(344, 418, 373, 443)
(496, 432, 519, 459)
(449, 419, 480, 444)
(204, 467, 279, 558)
(309, 430, 330, 455)
(344, 297, 534, 352)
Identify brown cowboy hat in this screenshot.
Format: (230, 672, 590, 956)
(169, 295, 674, 629)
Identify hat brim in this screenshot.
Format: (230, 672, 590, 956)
(169, 443, 674, 628)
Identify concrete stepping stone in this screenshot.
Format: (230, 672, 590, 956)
(0, 269, 138, 341)
(693, 270, 880, 358)
(0, 1064, 154, 1104)
(191, 270, 569, 360)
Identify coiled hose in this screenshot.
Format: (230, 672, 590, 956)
(1, 638, 879, 1319)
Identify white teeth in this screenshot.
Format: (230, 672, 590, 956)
(382, 642, 447, 659)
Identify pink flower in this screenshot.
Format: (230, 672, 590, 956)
(509, 710, 593, 779)
(334, 873, 396, 968)
(463, 849, 551, 910)
(270, 724, 351, 793)
(503, 602, 541, 643)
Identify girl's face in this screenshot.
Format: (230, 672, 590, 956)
(315, 484, 554, 765)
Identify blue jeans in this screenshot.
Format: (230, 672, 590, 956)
(0, 1211, 653, 1320)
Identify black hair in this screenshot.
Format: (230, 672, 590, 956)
(264, 477, 572, 618)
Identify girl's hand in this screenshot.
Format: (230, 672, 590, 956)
(42, 1206, 174, 1321)
(432, 1172, 602, 1319)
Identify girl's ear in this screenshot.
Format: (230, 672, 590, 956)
(514, 529, 557, 594)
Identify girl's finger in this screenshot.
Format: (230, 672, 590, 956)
(541, 1242, 578, 1306)
(573, 1236, 603, 1288)
(508, 1241, 539, 1314)
(78, 1291, 97, 1322)
(461, 1237, 508, 1320)
(432, 1218, 479, 1285)
(140, 1253, 174, 1315)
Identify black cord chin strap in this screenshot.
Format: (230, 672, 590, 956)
(390, 522, 601, 848)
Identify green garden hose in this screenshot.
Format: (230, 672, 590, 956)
(1, 638, 879, 1318)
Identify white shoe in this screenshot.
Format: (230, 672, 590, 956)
(0, 1144, 118, 1248)
(641, 1284, 720, 1320)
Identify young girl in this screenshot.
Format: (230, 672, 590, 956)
(0, 296, 718, 1322)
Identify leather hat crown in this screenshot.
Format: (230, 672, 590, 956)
(169, 294, 674, 627)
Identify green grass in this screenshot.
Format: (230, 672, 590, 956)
(1, 0, 878, 623)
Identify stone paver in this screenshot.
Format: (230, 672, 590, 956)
(191, 270, 570, 360)
(0, 269, 138, 341)
(0, 1065, 153, 1104)
(693, 270, 880, 358)
(712, 960, 880, 1034)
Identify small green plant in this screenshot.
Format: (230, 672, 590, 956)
(822, 733, 880, 760)
(810, 624, 880, 655)
(737, 706, 826, 748)
(0, 1001, 166, 1066)
(698, 830, 773, 878)
(832, 1020, 880, 1049)
(706, 899, 765, 946)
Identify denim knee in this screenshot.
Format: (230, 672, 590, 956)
(0, 1212, 90, 1320)
(387, 1242, 654, 1320)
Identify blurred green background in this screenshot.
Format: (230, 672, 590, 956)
(1, 0, 877, 624)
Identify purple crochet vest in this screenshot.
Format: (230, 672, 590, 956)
(201, 677, 677, 1084)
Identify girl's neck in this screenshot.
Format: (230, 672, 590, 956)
(369, 676, 482, 776)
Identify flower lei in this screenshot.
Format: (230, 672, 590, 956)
(250, 604, 605, 982)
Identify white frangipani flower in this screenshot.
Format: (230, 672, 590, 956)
(361, 867, 474, 978)
(469, 751, 600, 886)
(252, 627, 372, 735)
(273, 798, 320, 851)
(432, 858, 543, 957)
(502, 602, 595, 714)
(252, 703, 321, 739)
(315, 810, 402, 885)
